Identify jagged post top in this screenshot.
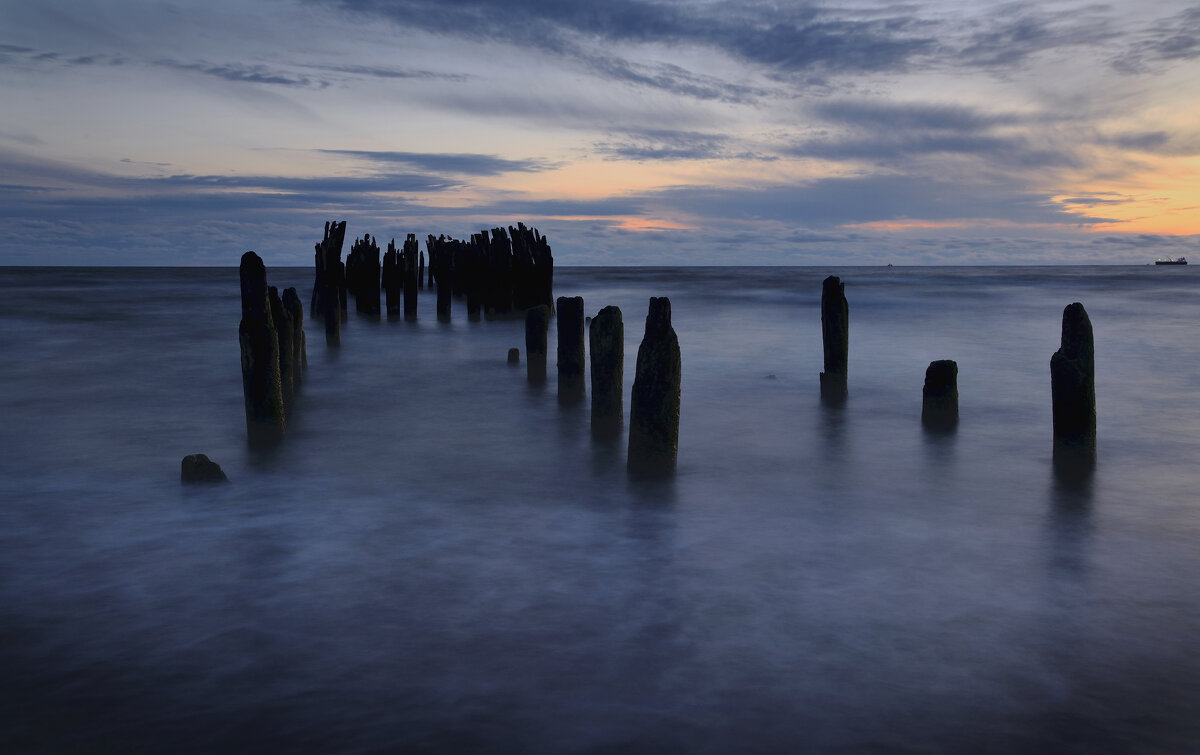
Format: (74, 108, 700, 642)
(645, 296, 672, 337)
(822, 275, 844, 298)
(1059, 302, 1093, 362)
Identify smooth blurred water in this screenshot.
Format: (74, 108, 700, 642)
(2, 265, 1199, 753)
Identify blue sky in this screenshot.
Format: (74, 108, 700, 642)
(1, 0, 1198, 265)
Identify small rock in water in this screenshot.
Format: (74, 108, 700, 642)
(181, 454, 229, 484)
(764, 373, 777, 380)
(508, 348, 520, 365)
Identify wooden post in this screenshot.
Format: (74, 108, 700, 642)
(628, 297, 680, 475)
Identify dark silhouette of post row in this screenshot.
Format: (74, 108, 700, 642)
(820, 275, 848, 403)
(1051, 302, 1096, 478)
(628, 297, 680, 476)
(239, 251, 285, 447)
(922, 360, 958, 431)
(557, 296, 585, 403)
(525, 305, 550, 382)
(590, 305, 623, 438)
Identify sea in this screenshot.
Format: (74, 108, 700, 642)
(1, 264, 1198, 753)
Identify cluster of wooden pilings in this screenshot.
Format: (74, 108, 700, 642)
(819, 274, 1096, 480)
(524, 296, 681, 476)
(425, 223, 555, 322)
(239, 251, 307, 448)
(310, 220, 554, 334)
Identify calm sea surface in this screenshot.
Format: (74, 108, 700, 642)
(1, 265, 1199, 753)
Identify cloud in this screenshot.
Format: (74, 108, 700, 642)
(156, 59, 323, 87)
(952, 4, 1116, 69)
(784, 100, 1074, 168)
(319, 0, 938, 78)
(1112, 7, 1200, 73)
(302, 62, 468, 82)
(592, 128, 777, 162)
(316, 150, 553, 175)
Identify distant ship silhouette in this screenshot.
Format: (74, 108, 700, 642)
(1155, 256, 1187, 265)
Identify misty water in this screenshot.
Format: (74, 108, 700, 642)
(2, 265, 1199, 752)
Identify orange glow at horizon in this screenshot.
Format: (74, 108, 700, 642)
(1056, 155, 1200, 235)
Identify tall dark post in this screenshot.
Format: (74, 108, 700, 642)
(819, 275, 849, 403)
(590, 305, 623, 438)
(419, 251, 425, 290)
(403, 234, 419, 321)
(282, 287, 306, 380)
(382, 239, 401, 318)
(525, 305, 550, 383)
(922, 360, 958, 431)
(269, 286, 295, 415)
(314, 221, 346, 346)
(557, 296, 585, 404)
(628, 297, 681, 476)
(1051, 302, 1096, 478)
(239, 251, 285, 447)
(436, 244, 453, 322)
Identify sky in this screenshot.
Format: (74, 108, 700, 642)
(1, 0, 1198, 265)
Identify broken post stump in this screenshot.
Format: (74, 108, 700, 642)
(922, 360, 958, 431)
(820, 275, 849, 403)
(628, 297, 681, 476)
(508, 348, 520, 365)
(239, 251, 285, 447)
(557, 296, 585, 404)
(181, 454, 228, 484)
(1051, 302, 1096, 478)
(589, 305, 623, 439)
(525, 305, 550, 383)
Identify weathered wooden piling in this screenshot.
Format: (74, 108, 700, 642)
(508, 348, 520, 365)
(628, 297, 681, 475)
(419, 251, 425, 290)
(403, 234, 419, 321)
(436, 247, 453, 322)
(557, 296, 585, 404)
(239, 251, 285, 447)
(1051, 302, 1096, 477)
(382, 239, 401, 318)
(589, 305, 623, 438)
(282, 287, 306, 379)
(347, 235, 381, 317)
(525, 305, 550, 382)
(312, 221, 347, 346)
(820, 275, 849, 403)
(922, 360, 958, 431)
(268, 286, 295, 415)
